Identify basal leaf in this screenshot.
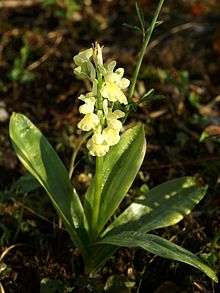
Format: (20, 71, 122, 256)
(9, 113, 88, 257)
(84, 244, 118, 273)
(97, 231, 218, 283)
(84, 124, 146, 235)
(103, 177, 207, 236)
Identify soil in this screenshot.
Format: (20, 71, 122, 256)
(0, 0, 220, 292)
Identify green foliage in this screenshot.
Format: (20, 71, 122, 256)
(102, 177, 208, 236)
(96, 231, 218, 283)
(9, 113, 88, 259)
(9, 113, 218, 282)
(42, 0, 81, 20)
(124, 0, 165, 121)
(40, 278, 72, 293)
(8, 45, 35, 83)
(130, 89, 166, 111)
(135, 1, 146, 38)
(84, 124, 146, 236)
(42, 0, 56, 6)
(12, 172, 40, 194)
(0, 224, 11, 246)
(201, 228, 220, 273)
(200, 125, 220, 143)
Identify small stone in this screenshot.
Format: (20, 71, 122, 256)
(0, 108, 9, 122)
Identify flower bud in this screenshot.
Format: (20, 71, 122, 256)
(93, 42, 103, 67)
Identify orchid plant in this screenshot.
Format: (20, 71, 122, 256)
(9, 0, 218, 283)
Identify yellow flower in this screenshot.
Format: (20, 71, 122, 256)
(73, 48, 95, 79)
(77, 113, 99, 131)
(78, 93, 96, 114)
(101, 82, 128, 104)
(106, 110, 125, 130)
(74, 48, 93, 64)
(102, 127, 120, 146)
(87, 129, 109, 156)
(100, 67, 130, 104)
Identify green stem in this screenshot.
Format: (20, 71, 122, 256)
(97, 72, 103, 109)
(124, 0, 165, 121)
(90, 156, 103, 240)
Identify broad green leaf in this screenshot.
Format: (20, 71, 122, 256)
(97, 231, 218, 283)
(84, 124, 146, 235)
(9, 113, 88, 258)
(103, 177, 207, 236)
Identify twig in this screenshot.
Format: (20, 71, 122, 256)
(145, 22, 195, 54)
(26, 33, 63, 71)
(0, 282, 5, 293)
(0, 244, 23, 262)
(0, 0, 43, 8)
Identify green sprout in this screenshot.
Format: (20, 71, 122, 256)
(8, 44, 35, 84)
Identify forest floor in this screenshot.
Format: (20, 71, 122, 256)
(0, 0, 220, 292)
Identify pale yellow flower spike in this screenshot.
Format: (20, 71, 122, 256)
(73, 42, 130, 156)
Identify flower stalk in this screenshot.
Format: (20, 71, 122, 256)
(124, 0, 165, 122)
(90, 156, 103, 240)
